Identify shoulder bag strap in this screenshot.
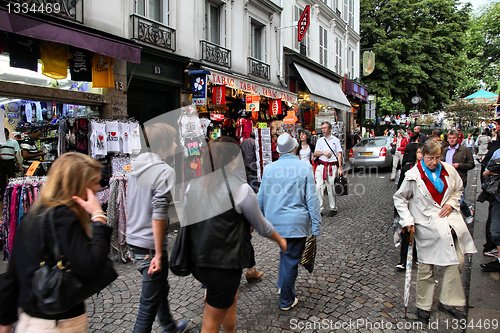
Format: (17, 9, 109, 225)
(47, 208, 62, 260)
(323, 138, 337, 161)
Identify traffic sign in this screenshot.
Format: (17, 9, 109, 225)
(298, 5, 310, 42)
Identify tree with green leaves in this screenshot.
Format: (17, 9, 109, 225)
(360, 0, 472, 114)
(443, 98, 493, 128)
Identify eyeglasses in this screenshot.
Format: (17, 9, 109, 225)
(424, 156, 441, 162)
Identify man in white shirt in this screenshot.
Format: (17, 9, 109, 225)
(314, 121, 343, 217)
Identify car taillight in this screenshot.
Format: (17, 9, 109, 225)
(349, 149, 353, 158)
(379, 147, 387, 157)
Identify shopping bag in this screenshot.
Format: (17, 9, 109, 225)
(300, 235, 316, 273)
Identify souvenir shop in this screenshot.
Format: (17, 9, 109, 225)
(0, 24, 142, 261)
(186, 67, 298, 180)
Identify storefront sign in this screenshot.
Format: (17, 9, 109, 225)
(283, 110, 298, 124)
(257, 122, 268, 128)
(207, 69, 298, 104)
(212, 85, 226, 105)
(246, 95, 259, 120)
(192, 75, 207, 105)
(269, 99, 281, 116)
(363, 51, 375, 76)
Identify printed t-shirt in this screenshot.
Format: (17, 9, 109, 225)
(69, 47, 92, 81)
(106, 121, 120, 153)
(92, 54, 115, 88)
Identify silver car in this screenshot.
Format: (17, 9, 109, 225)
(348, 136, 393, 169)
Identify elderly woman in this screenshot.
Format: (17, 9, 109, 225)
(296, 129, 315, 164)
(393, 140, 477, 324)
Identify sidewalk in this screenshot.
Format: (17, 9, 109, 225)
(466, 164, 500, 333)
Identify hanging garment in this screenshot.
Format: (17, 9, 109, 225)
(105, 121, 121, 153)
(9, 34, 39, 72)
(200, 117, 211, 136)
(25, 103, 33, 123)
(34, 102, 43, 122)
(75, 118, 88, 153)
(92, 54, 115, 88)
(129, 122, 142, 154)
(108, 176, 128, 263)
(89, 120, 107, 159)
(69, 47, 92, 81)
(119, 122, 132, 155)
(40, 41, 71, 79)
(65, 118, 77, 151)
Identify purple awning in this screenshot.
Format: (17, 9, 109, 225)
(0, 9, 141, 64)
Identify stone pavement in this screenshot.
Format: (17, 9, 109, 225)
(84, 165, 480, 333)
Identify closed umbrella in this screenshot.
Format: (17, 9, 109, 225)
(404, 228, 414, 318)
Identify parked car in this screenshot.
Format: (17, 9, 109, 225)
(348, 136, 393, 169)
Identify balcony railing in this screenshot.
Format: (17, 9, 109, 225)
(200, 40, 231, 68)
(248, 57, 270, 81)
(2, 0, 83, 23)
(131, 14, 176, 52)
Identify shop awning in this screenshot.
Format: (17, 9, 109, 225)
(0, 9, 141, 64)
(293, 62, 350, 111)
(203, 67, 298, 104)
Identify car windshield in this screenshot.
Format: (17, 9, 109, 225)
(356, 138, 387, 147)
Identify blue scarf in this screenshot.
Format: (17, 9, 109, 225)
(420, 159, 445, 193)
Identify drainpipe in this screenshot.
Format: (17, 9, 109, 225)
(278, 0, 287, 87)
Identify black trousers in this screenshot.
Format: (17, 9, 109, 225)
(0, 159, 15, 200)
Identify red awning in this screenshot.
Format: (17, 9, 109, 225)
(0, 9, 141, 64)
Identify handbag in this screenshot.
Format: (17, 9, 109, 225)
(334, 174, 348, 196)
(32, 209, 118, 315)
(300, 235, 317, 273)
(390, 145, 397, 155)
(169, 224, 192, 276)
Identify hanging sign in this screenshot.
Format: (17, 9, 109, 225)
(269, 99, 282, 116)
(283, 110, 298, 124)
(26, 161, 41, 176)
(210, 113, 225, 121)
(363, 51, 375, 76)
(212, 85, 226, 105)
(192, 75, 207, 105)
(257, 122, 268, 128)
(246, 95, 259, 112)
(298, 5, 310, 42)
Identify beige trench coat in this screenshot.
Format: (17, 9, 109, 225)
(394, 162, 477, 266)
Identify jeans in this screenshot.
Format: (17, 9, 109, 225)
(459, 189, 471, 218)
(277, 237, 306, 308)
(129, 247, 177, 333)
(490, 200, 500, 246)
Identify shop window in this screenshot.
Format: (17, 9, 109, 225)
(251, 20, 265, 61)
(335, 36, 342, 74)
(205, 1, 224, 45)
(136, 0, 169, 25)
(319, 26, 328, 67)
(293, 5, 310, 56)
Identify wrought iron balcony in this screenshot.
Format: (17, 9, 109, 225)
(131, 14, 176, 52)
(200, 40, 231, 68)
(248, 57, 270, 81)
(2, 0, 83, 23)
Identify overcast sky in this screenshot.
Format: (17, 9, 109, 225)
(463, 0, 494, 11)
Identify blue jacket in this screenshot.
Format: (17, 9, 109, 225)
(257, 154, 321, 237)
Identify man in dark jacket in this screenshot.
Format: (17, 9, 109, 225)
(442, 129, 475, 223)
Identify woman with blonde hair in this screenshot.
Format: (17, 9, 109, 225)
(0, 152, 116, 332)
(389, 130, 408, 181)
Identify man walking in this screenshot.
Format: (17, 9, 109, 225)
(258, 133, 321, 310)
(442, 129, 475, 224)
(414, 126, 427, 144)
(240, 132, 258, 192)
(126, 123, 188, 333)
(314, 121, 343, 217)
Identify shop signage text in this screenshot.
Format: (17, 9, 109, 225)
(213, 85, 226, 105)
(208, 72, 297, 104)
(269, 99, 281, 116)
(192, 74, 207, 105)
(298, 5, 310, 42)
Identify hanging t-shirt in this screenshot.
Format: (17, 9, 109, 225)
(92, 54, 115, 88)
(25, 103, 33, 123)
(69, 47, 92, 82)
(89, 121, 107, 159)
(200, 117, 211, 136)
(40, 41, 71, 79)
(106, 121, 120, 153)
(9, 34, 38, 72)
(119, 121, 132, 155)
(129, 122, 142, 154)
(34, 102, 43, 121)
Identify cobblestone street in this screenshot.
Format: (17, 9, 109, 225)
(87, 167, 477, 332)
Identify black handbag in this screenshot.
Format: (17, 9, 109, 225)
(334, 174, 348, 196)
(169, 225, 192, 276)
(390, 144, 397, 155)
(300, 235, 317, 273)
(32, 209, 118, 315)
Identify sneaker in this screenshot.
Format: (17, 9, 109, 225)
(483, 248, 499, 258)
(395, 263, 405, 270)
(280, 298, 298, 311)
(469, 206, 474, 216)
(465, 215, 474, 224)
(328, 210, 337, 217)
(480, 260, 500, 272)
(175, 320, 189, 333)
